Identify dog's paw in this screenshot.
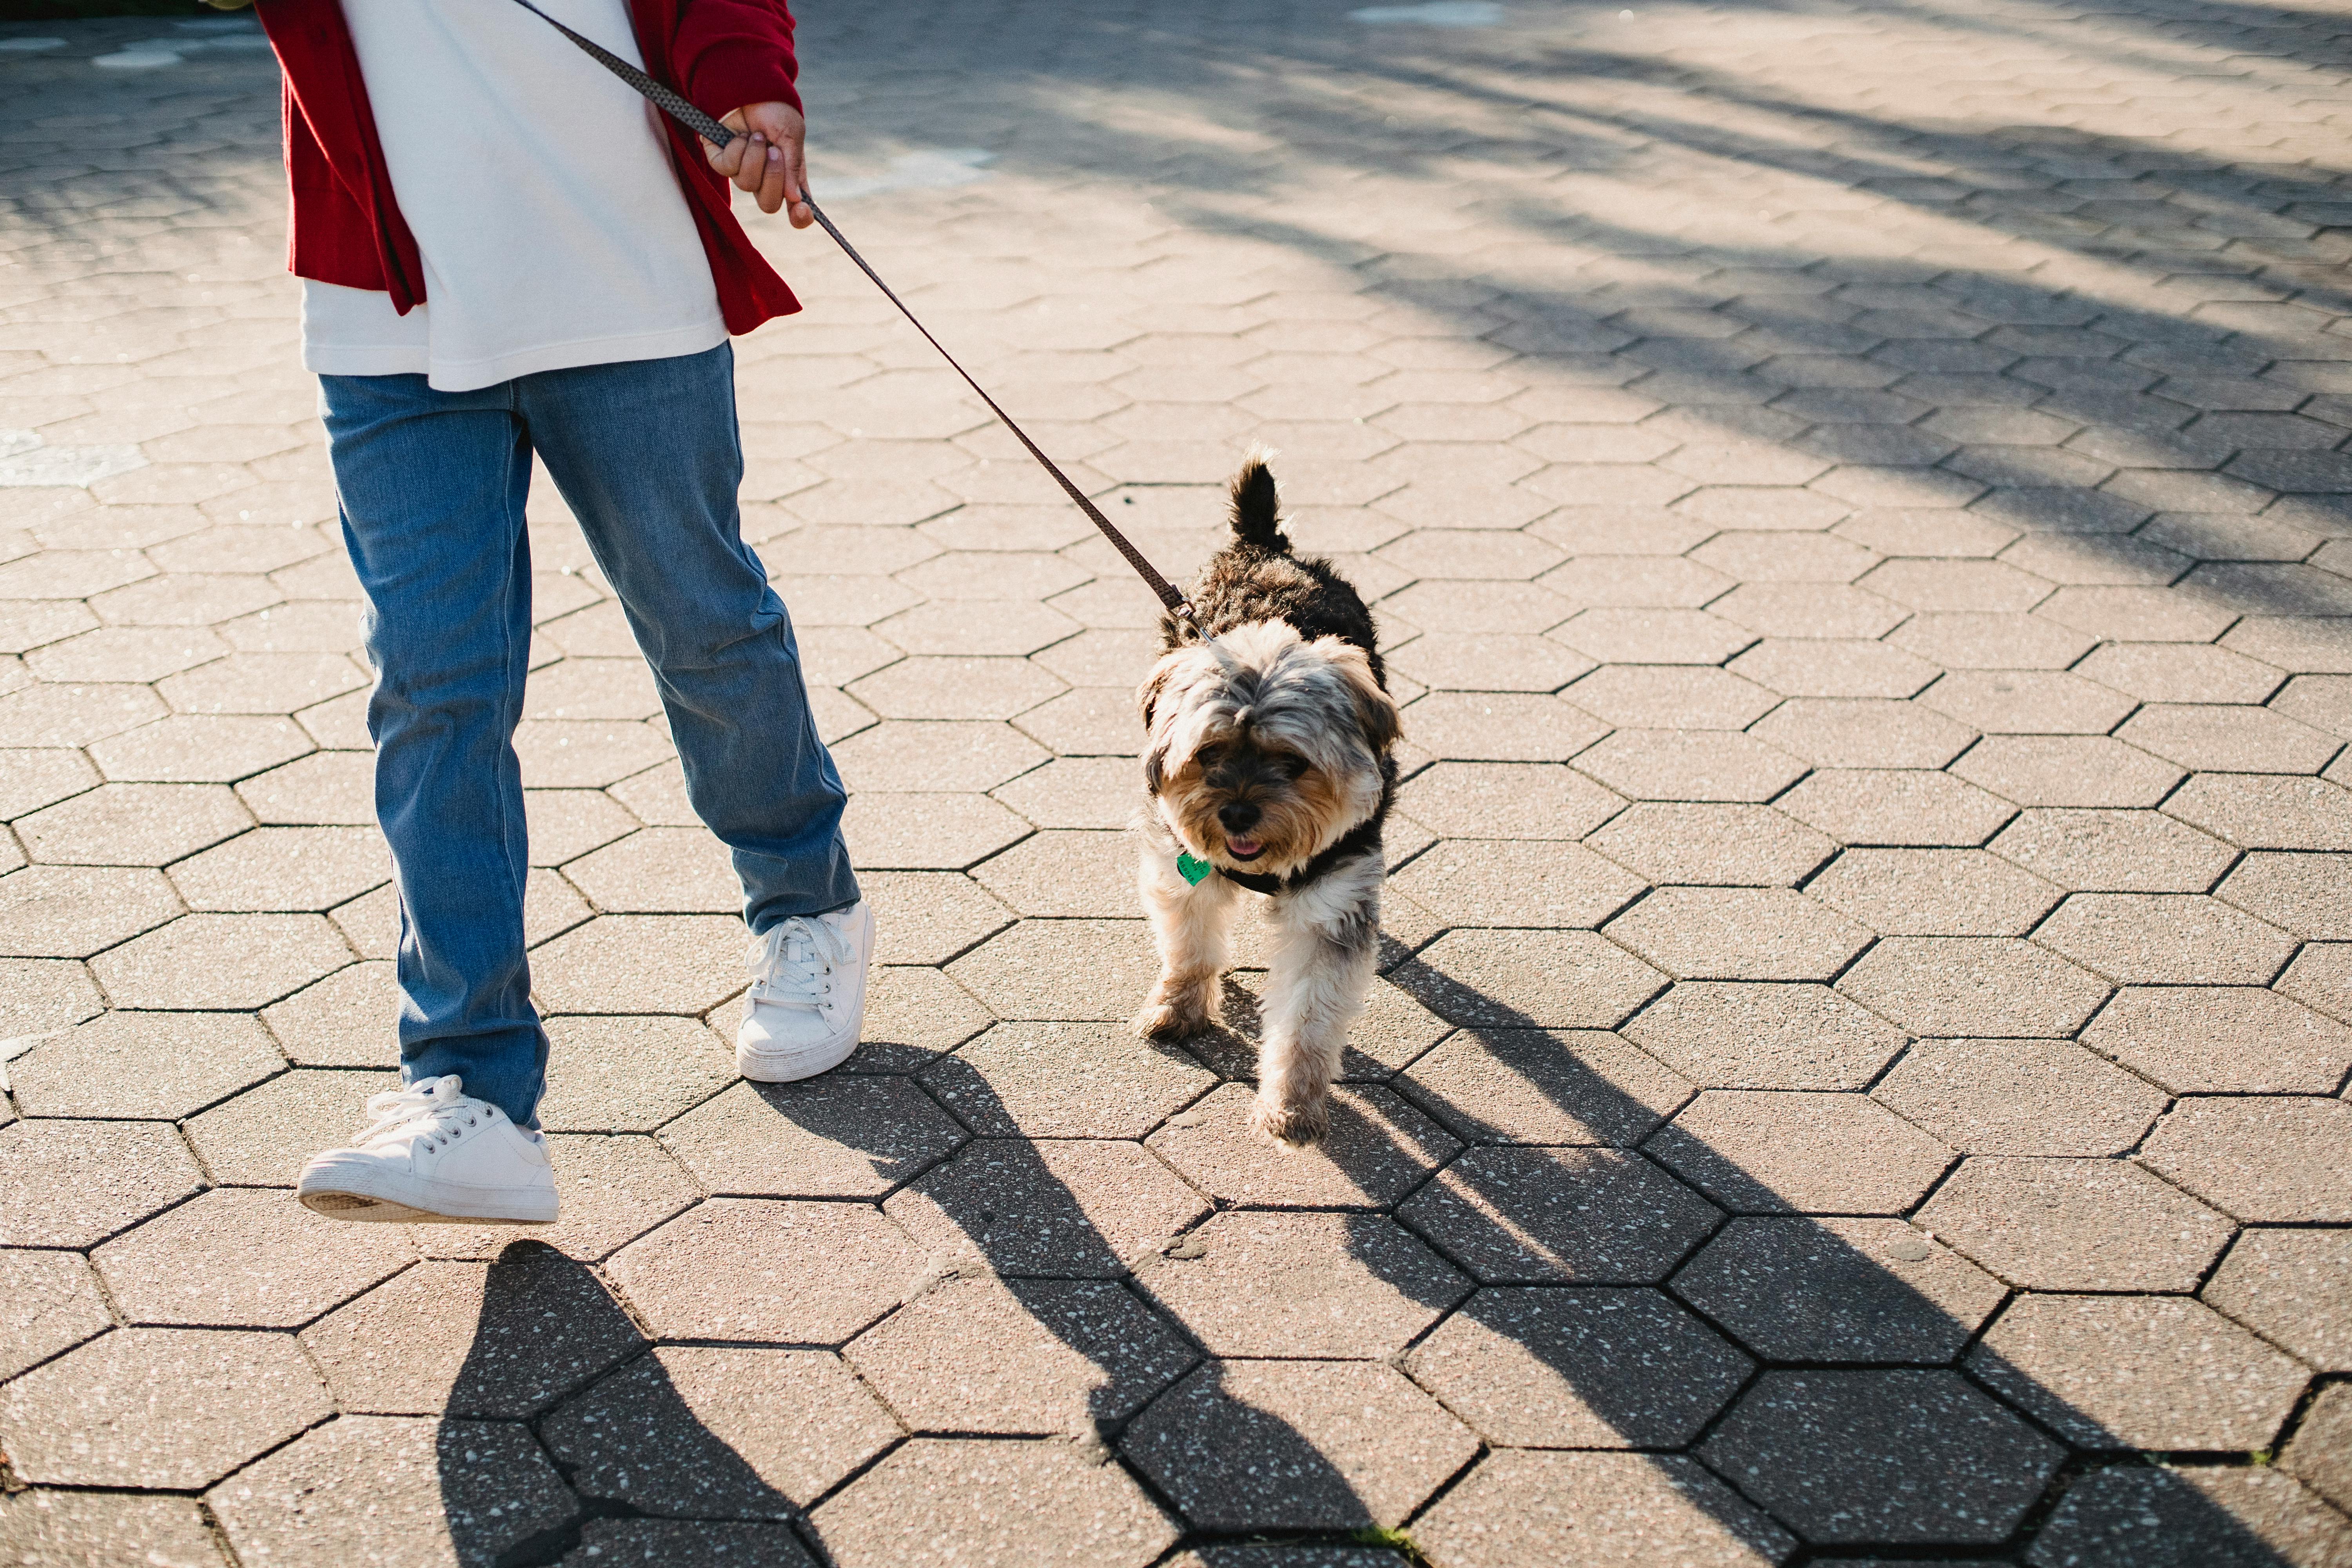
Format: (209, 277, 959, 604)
(1132, 997, 1210, 1041)
(1250, 1091, 1330, 1148)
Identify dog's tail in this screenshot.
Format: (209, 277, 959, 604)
(1227, 447, 1288, 553)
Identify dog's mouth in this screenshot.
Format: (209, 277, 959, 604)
(1224, 837, 1265, 861)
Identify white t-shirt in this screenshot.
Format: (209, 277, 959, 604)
(302, 0, 728, 391)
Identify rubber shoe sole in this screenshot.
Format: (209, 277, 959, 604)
(296, 1157, 557, 1226)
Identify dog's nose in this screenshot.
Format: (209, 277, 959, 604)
(1218, 802, 1261, 833)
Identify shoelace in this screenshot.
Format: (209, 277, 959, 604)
(352, 1077, 483, 1155)
(746, 915, 850, 1013)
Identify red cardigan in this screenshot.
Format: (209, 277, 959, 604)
(253, 0, 803, 334)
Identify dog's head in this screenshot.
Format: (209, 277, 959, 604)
(1140, 621, 1398, 874)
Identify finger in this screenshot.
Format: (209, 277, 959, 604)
(706, 133, 749, 177)
(733, 133, 770, 196)
(780, 139, 813, 227)
(759, 140, 787, 213)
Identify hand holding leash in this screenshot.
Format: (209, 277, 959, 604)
(707, 103, 815, 227)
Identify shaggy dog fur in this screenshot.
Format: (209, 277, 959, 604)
(1132, 454, 1399, 1145)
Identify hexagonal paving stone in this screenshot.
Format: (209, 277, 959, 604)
(93, 1186, 413, 1328)
(167, 824, 388, 912)
(2118, 704, 2342, 774)
(917, 1020, 1211, 1139)
(536, 1014, 733, 1131)
(557, 826, 738, 912)
(0, 956, 104, 1036)
(1622, 982, 1907, 1090)
(2024, 1467, 2352, 1568)
(301, 1243, 644, 1417)
(2140, 1096, 2352, 1223)
(1839, 937, 2110, 1036)
(419, 1132, 697, 1263)
(1918, 670, 2134, 735)
(2285, 1384, 2352, 1514)
(1809, 847, 2063, 936)
(1584, 802, 1835, 887)
(2034, 893, 2296, 985)
(661, 1077, 967, 1199)
(991, 754, 1140, 829)
(8, 1009, 282, 1119)
(556, 1519, 815, 1566)
(885, 1137, 1209, 1279)
(1552, 607, 1756, 665)
(1951, 735, 2185, 808)
(1203, 969, 1455, 1082)
(1135, 1210, 1467, 1357)
(1604, 887, 1872, 982)
(605, 1198, 924, 1343)
(1749, 698, 1975, 770)
(1564, 666, 1779, 731)
(1969, 1294, 2307, 1453)
(1776, 768, 2016, 846)
(256, 961, 398, 1067)
(1390, 630, 1593, 692)
(1397, 691, 1612, 763)
(2080, 985, 2352, 1094)
(2218, 849, 2352, 938)
(1400, 1146, 1720, 1284)
(182, 1067, 395, 1186)
(863, 871, 1017, 964)
(1647, 1091, 1953, 1215)
(1696, 1370, 2062, 1546)
(1144, 1082, 1457, 1207)
(1393, 929, 1666, 1029)
(235, 750, 376, 824)
(1873, 1037, 2166, 1155)
(1731, 637, 1940, 700)
(847, 1272, 1193, 1434)
(1672, 1217, 2004, 1364)
(1122, 1359, 1477, 1531)
(90, 912, 354, 1009)
(208, 1414, 578, 1568)
(967, 829, 1133, 916)
(1574, 730, 1808, 803)
(0, 1327, 333, 1488)
(542, 1346, 896, 1517)
(14, 780, 251, 866)
(0, 1250, 112, 1382)
(0, 1492, 226, 1568)
(1410, 1286, 1751, 1446)
(1013, 688, 1144, 757)
(1383, 762, 1628, 846)
(943, 918, 1156, 1021)
(1915, 1156, 2235, 1292)
(2167, 775, 2352, 852)
(528, 914, 747, 1012)
(1398, 1027, 1692, 1147)
(2278, 941, 2352, 1022)
(1413, 1449, 1796, 1568)
(1391, 839, 1645, 927)
(0, 1119, 203, 1247)
(2204, 1229, 2352, 1371)
(809, 1437, 1178, 1568)
(1988, 807, 2237, 893)
(0, 864, 183, 959)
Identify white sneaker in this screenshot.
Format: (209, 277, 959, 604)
(736, 900, 873, 1082)
(296, 1075, 559, 1225)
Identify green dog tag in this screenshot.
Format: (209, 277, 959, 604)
(1177, 852, 1212, 886)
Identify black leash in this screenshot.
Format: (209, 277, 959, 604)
(507, 0, 1197, 625)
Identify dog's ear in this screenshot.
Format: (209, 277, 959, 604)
(1138, 650, 1190, 796)
(1318, 638, 1399, 755)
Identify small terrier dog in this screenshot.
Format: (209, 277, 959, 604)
(1133, 454, 1400, 1145)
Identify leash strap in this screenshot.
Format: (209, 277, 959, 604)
(506, 0, 1196, 624)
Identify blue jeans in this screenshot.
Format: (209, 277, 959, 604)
(321, 343, 859, 1129)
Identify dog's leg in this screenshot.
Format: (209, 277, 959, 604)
(1133, 821, 1239, 1040)
(1253, 851, 1382, 1146)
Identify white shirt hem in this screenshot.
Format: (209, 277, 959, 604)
(303, 316, 729, 391)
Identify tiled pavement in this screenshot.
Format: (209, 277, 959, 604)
(3, 0, 2352, 1562)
